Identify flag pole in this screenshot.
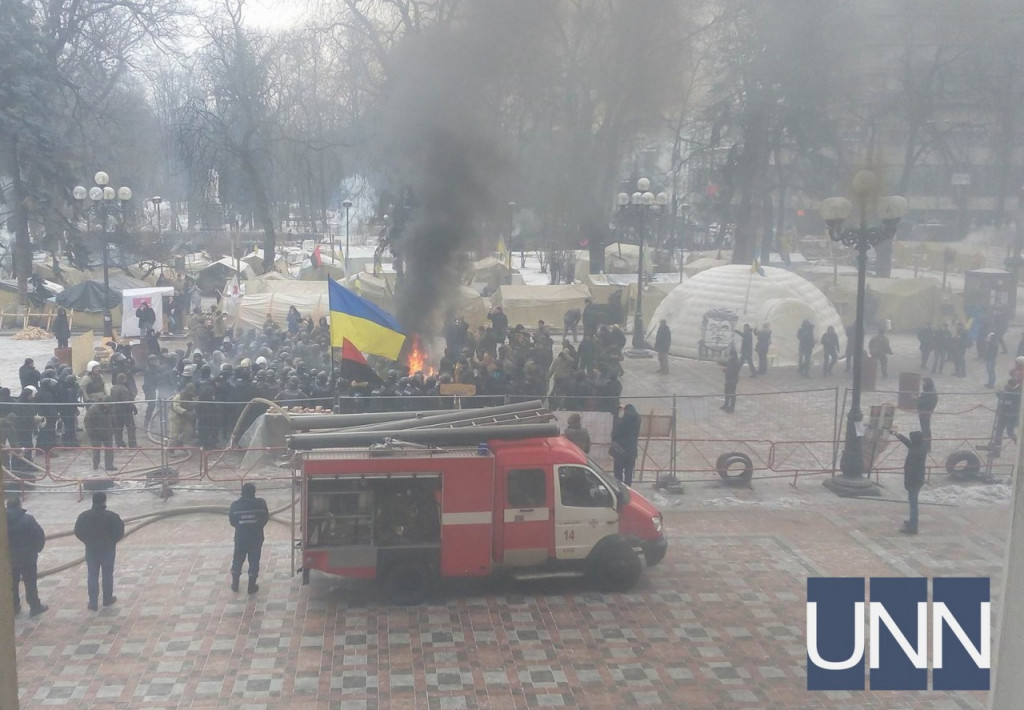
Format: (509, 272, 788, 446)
(328, 275, 336, 394)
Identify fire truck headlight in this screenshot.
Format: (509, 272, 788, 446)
(651, 514, 663, 534)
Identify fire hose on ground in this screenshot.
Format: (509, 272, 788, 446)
(35, 501, 296, 579)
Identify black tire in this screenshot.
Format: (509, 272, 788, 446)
(588, 539, 643, 593)
(382, 561, 433, 605)
(716, 452, 754, 485)
(946, 450, 982, 479)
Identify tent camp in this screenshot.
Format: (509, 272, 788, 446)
(647, 265, 844, 367)
(492, 283, 591, 328)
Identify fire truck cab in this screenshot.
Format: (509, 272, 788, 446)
(297, 436, 667, 604)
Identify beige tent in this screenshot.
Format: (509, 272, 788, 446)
(472, 256, 515, 291)
(604, 243, 641, 274)
(893, 241, 987, 273)
(830, 276, 943, 331)
(492, 283, 591, 327)
(231, 291, 328, 330)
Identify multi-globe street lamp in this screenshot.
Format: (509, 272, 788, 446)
(617, 177, 668, 350)
(73, 171, 132, 337)
(819, 170, 907, 495)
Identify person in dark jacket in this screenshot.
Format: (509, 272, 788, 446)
(722, 350, 741, 413)
(74, 492, 125, 610)
(135, 302, 156, 335)
(610, 404, 641, 486)
(821, 326, 840, 376)
(994, 378, 1022, 447)
(229, 483, 270, 594)
(797, 321, 815, 377)
(7, 496, 48, 616)
(12, 386, 40, 469)
(19, 358, 40, 389)
(917, 377, 938, 450)
(84, 397, 116, 471)
(755, 323, 772, 375)
(894, 430, 926, 534)
(654, 320, 672, 374)
(53, 308, 71, 349)
(734, 323, 756, 376)
(109, 373, 137, 448)
(563, 412, 591, 453)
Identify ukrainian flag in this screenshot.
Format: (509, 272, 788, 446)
(328, 279, 406, 360)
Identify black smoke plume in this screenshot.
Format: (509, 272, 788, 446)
(378, 5, 526, 339)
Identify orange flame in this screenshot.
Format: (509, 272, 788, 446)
(405, 334, 435, 376)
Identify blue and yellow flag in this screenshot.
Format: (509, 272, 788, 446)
(328, 279, 406, 360)
(751, 258, 766, 276)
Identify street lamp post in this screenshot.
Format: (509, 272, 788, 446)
(507, 201, 517, 271)
(617, 177, 668, 351)
(74, 171, 132, 338)
(819, 171, 907, 496)
(342, 199, 352, 275)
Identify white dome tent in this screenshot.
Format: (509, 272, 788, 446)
(647, 264, 845, 367)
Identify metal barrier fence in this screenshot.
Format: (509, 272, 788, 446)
(0, 386, 1013, 488)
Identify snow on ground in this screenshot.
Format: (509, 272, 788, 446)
(921, 483, 1014, 506)
(698, 495, 810, 509)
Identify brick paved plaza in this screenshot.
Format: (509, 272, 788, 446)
(8, 333, 1014, 708)
(10, 474, 1006, 709)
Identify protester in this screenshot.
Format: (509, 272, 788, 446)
(995, 378, 1022, 447)
(893, 429, 926, 535)
(53, 308, 71, 349)
(917, 378, 938, 450)
(868, 327, 893, 379)
(722, 350, 741, 413)
(821, 325, 840, 377)
(735, 323, 756, 377)
(7, 496, 48, 616)
(755, 323, 772, 375)
(610, 404, 641, 487)
(74, 492, 125, 610)
(563, 412, 591, 453)
(654, 320, 672, 374)
(797, 321, 815, 378)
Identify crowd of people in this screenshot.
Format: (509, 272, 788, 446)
(0, 303, 638, 474)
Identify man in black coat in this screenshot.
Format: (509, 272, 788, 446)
(74, 492, 125, 610)
(135, 302, 156, 335)
(19, 358, 40, 389)
(611, 404, 641, 487)
(722, 350, 741, 413)
(894, 430, 926, 534)
(229, 483, 270, 594)
(7, 497, 48, 615)
(654, 320, 672, 374)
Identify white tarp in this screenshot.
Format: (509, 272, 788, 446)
(231, 291, 329, 330)
(493, 283, 591, 328)
(646, 264, 845, 367)
(120, 286, 174, 337)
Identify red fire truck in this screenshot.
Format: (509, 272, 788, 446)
(295, 434, 667, 604)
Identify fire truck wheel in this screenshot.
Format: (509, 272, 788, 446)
(382, 561, 433, 606)
(588, 538, 643, 593)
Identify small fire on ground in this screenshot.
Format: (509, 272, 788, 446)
(405, 334, 435, 376)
